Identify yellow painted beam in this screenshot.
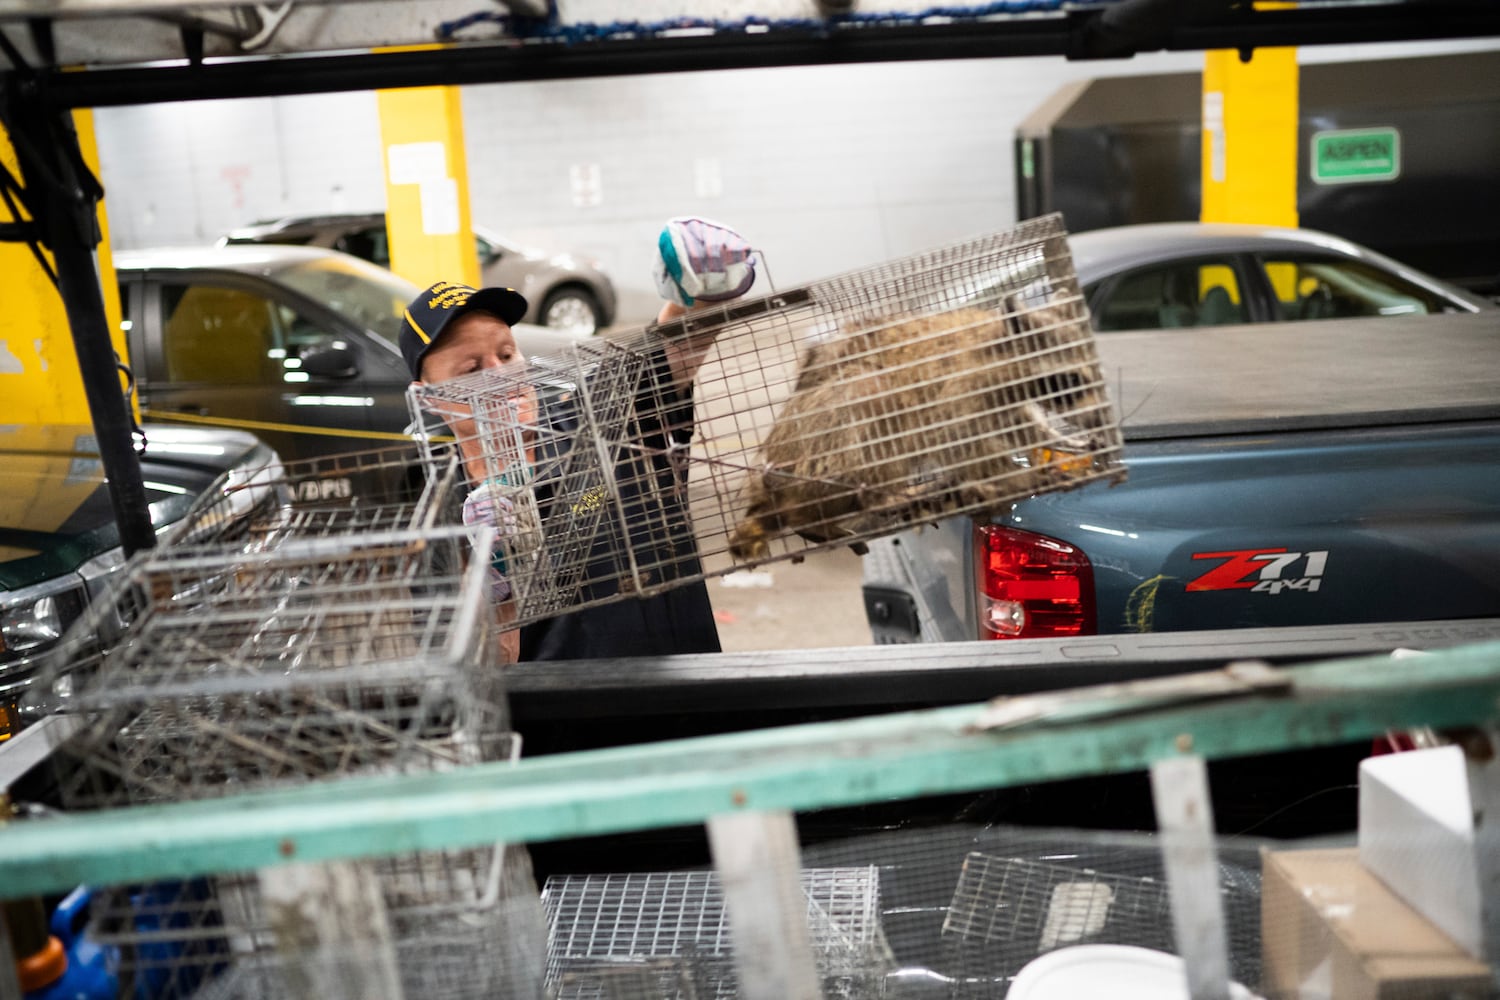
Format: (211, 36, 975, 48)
(376, 72, 479, 290)
(0, 109, 127, 535)
(1201, 45, 1300, 228)
(0, 108, 127, 428)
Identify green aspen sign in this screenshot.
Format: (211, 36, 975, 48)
(1312, 127, 1400, 184)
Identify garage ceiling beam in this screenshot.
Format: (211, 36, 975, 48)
(18, 1, 1500, 109)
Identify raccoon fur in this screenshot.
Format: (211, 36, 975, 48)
(728, 295, 1120, 561)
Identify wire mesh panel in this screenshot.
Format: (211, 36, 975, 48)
(44, 524, 505, 811)
(795, 823, 1267, 999)
(80, 842, 547, 1000)
(162, 444, 463, 554)
(409, 214, 1125, 629)
(35, 521, 538, 999)
(541, 867, 892, 999)
(941, 852, 1179, 993)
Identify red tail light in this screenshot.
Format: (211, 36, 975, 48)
(975, 525, 1096, 639)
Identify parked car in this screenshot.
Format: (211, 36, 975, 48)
(218, 213, 619, 335)
(114, 243, 588, 482)
(0, 423, 280, 741)
(1071, 222, 1493, 332)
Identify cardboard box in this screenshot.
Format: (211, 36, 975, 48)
(1261, 847, 1492, 1000)
(1359, 745, 1481, 959)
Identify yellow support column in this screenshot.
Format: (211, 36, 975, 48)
(0, 108, 126, 430)
(1201, 45, 1300, 228)
(1, 109, 131, 564)
(375, 69, 479, 291)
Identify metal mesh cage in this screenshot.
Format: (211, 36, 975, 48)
(161, 444, 463, 554)
(541, 867, 893, 999)
(797, 823, 1267, 999)
(938, 850, 1251, 995)
(408, 214, 1125, 629)
(82, 841, 547, 1000)
(44, 524, 506, 812)
(36, 516, 535, 1000)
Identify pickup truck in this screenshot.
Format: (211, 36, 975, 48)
(862, 311, 1500, 644)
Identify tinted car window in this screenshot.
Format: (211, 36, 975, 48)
(271, 256, 412, 352)
(224, 234, 315, 247)
(160, 283, 280, 384)
(1255, 254, 1449, 321)
(1091, 260, 1249, 331)
(333, 225, 390, 268)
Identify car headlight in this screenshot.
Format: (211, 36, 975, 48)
(2, 595, 64, 654)
(0, 575, 87, 664)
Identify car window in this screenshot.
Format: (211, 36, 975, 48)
(272, 255, 415, 352)
(1255, 254, 1447, 321)
(1090, 259, 1249, 331)
(333, 226, 390, 268)
(159, 282, 281, 385)
(225, 234, 314, 247)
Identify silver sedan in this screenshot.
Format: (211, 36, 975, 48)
(1067, 222, 1493, 331)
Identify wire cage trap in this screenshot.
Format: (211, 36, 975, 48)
(541, 867, 893, 999)
(77, 841, 548, 1000)
(409, 213, 1125, 629)
(34, 522, 538, 1000)
(790, 823, 1267, 1000)
(161, 443, 464, 555)
(938, 850, 1262, 996)
(42, 523, 507, 812)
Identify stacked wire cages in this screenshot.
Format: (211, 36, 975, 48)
(535, 825, 1267, 1000)
(409, 213, 1126, 629)
(35, 446, 543, 999)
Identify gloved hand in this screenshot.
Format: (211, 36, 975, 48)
(653, 217, 757, 307)
(463, 480, 520, 537)
(463, 479, 521, 602)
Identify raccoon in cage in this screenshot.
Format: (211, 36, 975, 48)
(728, 295, 1120, 561)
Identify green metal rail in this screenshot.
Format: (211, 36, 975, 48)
(2, 640, 1498, 899)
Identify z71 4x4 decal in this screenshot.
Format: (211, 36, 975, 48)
(1187, 548, 1328, 594)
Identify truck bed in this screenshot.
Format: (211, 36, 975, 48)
(1100, 311, 1499, 439)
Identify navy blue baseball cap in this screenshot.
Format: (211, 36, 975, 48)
(401, 280, 529, 379)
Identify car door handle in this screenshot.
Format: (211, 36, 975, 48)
(173, 404, 211, 417)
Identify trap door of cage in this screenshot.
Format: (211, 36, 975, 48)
(515, 343, 652, 619)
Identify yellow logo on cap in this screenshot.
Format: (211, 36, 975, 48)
(427, 282, 476, 310)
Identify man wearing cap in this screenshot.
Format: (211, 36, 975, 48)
(402, 217, 757, 663)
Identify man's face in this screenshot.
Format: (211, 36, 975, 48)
(417, 310, 534, 475)
(418, 310, 523, 383)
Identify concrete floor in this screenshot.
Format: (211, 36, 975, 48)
(703, 545, 873, 652)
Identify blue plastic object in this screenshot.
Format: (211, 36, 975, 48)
(24, 887, 117, 1000)
(125, 879, 230, 1000)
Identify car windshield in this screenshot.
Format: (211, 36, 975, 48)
(271, 255, 419, 352)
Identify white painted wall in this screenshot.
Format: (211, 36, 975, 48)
(91, 38, 1500, 326)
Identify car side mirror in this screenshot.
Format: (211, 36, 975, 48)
(298, 341, 359, 379)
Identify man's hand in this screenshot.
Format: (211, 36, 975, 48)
(653, 217, 757, 307)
